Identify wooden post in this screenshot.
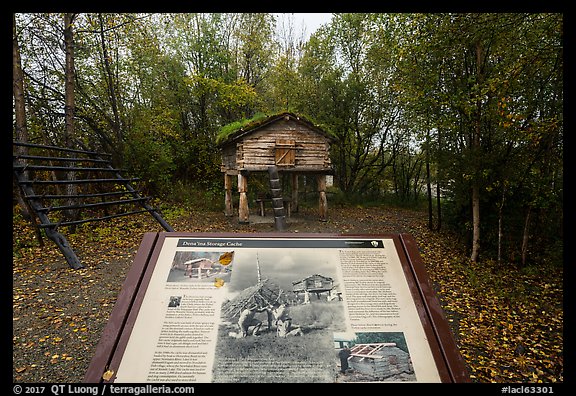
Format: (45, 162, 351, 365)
(238, 172, 249, 224)
(224, 173, 233, 216)
(318, 174, 327, 222)
(291, 173, 299, 213)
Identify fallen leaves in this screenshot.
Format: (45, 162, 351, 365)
(102, 369, 114, 381)
(13, 217, 136, 382)
(419, 230, 563, 383)
(12, 205, 563, 383)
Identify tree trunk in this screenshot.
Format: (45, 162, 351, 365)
(436, 127, 443, 232)
(497, 183, 506, 263)
(13, 15, 31, 219)
(436, 180, 442, 231)
(521, 207, 531, 267)
(13, 16, 27, 146)
(64, 13, 78, 225)
(470, 184, 481, 262)
(98, 14, 123, 153)
(426, 141, 433, 230)
(64, 13, 76, 148)
(470, 40, 484, 263)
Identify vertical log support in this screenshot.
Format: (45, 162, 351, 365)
(292, 173, 299, 213)
(238, 172, 250, 224)
(318, 174, 328, 222)
(224, 173, 233, 217)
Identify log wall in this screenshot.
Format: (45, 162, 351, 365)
(220, 119, 332, 172)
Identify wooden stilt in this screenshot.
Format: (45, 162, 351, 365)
(292, 173, 299, 213)
(318, 174, 328, 222)
(224, 173, 233, 216)
(238, 172, 249, 224)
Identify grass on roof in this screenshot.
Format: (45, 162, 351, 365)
(216, 112, 270, 145)
(216, 111, 336, 145)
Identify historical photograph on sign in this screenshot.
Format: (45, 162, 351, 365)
(333, 331, 416, 382)
(167, 250, 234, 283)
(211, 250, 346, 382)
(167, 295, 182, 308)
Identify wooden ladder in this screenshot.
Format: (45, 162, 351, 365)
(267, 165, 287, 231)
(13, 141, 174, 269)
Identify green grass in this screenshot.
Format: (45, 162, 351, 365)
(216, 112, 269, 145)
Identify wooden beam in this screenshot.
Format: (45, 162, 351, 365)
(292, 173, 299, 213)
(13, 164, 124, 172)
(37, 209, 153, 228)
(238, 173, 249, 223)
(17, 177, 140, 185)
(224, 173, 233, 217)
(317, 174, 327, 222)
(13, 141, 112, 157)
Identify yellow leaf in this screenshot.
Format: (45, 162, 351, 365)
(218, 251, 234, 265)
(214, 278, 225, 288)
(102, 370, 114, 381)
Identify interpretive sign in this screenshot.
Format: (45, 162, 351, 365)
(84, 232, 470, 383)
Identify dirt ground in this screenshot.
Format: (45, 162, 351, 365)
(12, 205, 564, 383)
(13, 205, 432, 383)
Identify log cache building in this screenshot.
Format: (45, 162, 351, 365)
(217, 112, 334, 223)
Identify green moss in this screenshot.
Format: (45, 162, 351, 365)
(216, 112, 270, 145)
(216, 111, 336, 146)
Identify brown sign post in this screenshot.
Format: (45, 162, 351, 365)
(84, 232, 470, 383)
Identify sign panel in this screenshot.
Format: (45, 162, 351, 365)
(85, 233, 470, 383)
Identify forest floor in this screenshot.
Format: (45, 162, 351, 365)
(12, 204, 564, 384)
